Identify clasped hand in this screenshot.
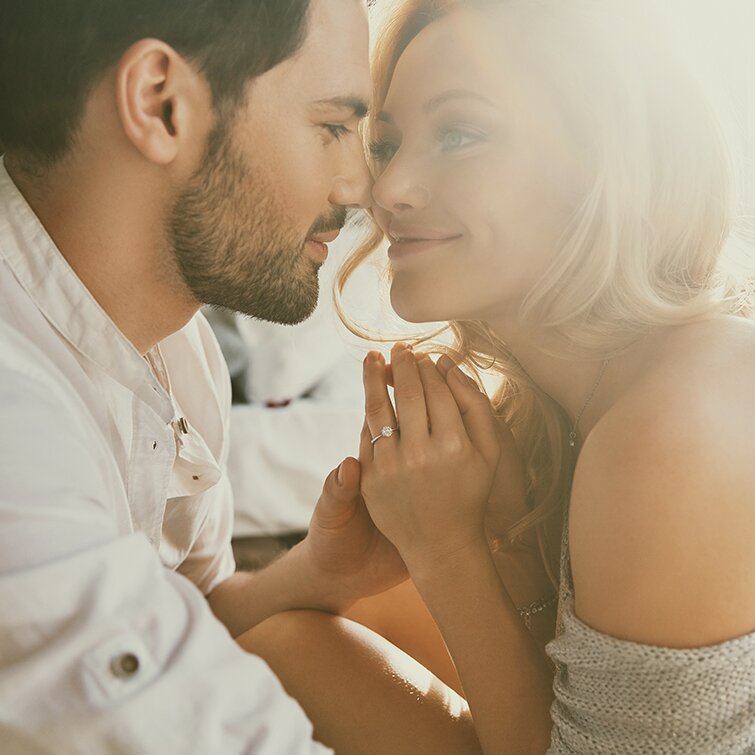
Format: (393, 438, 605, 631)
(300, 343, 518, 613)
(359, 343, 501, 572)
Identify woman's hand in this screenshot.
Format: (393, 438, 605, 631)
(431, 356, 531, 550)
(359, 343, 501, 571)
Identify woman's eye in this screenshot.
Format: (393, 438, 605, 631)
(323, 124, 352, 141)
(438, 128, 483, 152)
(369, 139, 399, 164)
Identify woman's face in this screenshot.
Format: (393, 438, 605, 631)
(371, 8, 589, 325)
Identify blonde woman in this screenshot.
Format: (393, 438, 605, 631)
(240, 1, 755, 752)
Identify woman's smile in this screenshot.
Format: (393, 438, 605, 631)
(388, 228, 464, 265)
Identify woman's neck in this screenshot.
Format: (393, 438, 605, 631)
(487, 319, 661, 444)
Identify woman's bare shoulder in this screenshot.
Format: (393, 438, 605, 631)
(568, 315, 755, 649)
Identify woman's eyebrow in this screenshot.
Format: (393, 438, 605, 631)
(423, 89, 496, 113)
(377, 89, 496, 124)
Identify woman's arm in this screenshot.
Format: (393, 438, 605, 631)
(359, 345, 554, 754)
(408, 539, 555, 755)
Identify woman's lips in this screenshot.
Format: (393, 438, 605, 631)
(388, 235, 462, 263)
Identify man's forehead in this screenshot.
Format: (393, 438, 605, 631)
(296, 0, 370, 66)
(248, 0, 371, 110)
(290, 0, 372, 106)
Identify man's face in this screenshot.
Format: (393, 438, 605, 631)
(168, 0, 371, 324)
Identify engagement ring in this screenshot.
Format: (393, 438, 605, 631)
(371, 425, 399, 444)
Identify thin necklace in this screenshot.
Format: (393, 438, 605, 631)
(568, 359, 610, 448)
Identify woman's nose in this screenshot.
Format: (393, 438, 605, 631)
(371, 157, 431, 215)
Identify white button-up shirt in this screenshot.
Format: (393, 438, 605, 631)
(0, 161, 330, 753)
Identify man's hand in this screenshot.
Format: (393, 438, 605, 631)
(210, 456, 406, 636)
(291, 455, 409, 614)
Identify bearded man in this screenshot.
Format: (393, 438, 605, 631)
(0, 1, 414, 751)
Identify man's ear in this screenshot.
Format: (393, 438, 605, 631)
(114, 38, 212, 166)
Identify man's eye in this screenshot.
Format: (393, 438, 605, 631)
(369, 139, 399, 164)
(323, 124, 352, 141)
(438, 128, 483, 152)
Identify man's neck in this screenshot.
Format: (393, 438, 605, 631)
(5, 154, 198, 354)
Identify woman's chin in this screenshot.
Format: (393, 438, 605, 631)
(390, 288, 444, 325)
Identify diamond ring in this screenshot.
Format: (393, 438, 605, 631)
(371, 425, 399, 444)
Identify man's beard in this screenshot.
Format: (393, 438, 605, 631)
(167, 119, 345, 325)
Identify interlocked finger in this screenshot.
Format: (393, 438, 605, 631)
(414, 353, 466, 438)
(362, 351, 399, 456)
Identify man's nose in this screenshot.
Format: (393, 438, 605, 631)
(330, 141, 373, 209)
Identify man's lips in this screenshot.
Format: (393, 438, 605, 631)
(308, 230, 341, 244)
(304, 229, 341, 264)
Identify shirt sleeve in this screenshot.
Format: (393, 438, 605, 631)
(0, 348, 331, 753)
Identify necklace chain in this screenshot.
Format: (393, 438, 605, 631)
(568, 359, 610, 448)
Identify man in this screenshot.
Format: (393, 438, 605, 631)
(0, 1, 408, 751)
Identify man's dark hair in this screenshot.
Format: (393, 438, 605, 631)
(0, 0, 311, 166)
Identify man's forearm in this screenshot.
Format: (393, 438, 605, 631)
(206, 541, 335, 638)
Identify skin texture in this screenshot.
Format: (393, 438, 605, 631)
(344, 571, 464, 694)
(238, 608, 482, 755)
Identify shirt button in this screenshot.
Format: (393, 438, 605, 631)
(110, 652, 140, 679)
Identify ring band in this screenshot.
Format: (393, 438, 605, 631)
(371, 425, 399, 444)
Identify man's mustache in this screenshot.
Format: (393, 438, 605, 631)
(309, 207, 348, 236)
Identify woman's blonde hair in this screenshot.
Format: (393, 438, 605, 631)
(337, 0, 755, 584)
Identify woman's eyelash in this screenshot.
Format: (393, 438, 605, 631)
(369, 139, 399, 163)
(323, 124, 352, 140)
(437, 127, 485, 151)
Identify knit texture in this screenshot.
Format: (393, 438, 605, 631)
(545, 522, 755, 754)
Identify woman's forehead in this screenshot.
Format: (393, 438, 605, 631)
(382, 10, 525, 117)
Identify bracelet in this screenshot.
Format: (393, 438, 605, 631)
(517, 594, 557, 630)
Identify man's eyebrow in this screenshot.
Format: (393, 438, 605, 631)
(312, 96, 370, 119)
(423, 89, 496, 113)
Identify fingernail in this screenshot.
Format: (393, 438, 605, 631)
(337, 461, 344, 486)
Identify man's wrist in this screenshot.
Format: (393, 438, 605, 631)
(281, 540, 354, 615)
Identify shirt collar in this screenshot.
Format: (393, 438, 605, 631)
(0, 159, 172, 421)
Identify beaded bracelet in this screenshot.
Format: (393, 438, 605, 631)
(518, 594, 557, 630)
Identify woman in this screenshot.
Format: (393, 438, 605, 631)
(241, 1, 755, 752)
